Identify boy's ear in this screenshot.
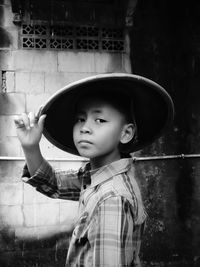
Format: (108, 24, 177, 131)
(120, 123, 135, 144)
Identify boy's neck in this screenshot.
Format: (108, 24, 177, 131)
(89, 150, 122, 170)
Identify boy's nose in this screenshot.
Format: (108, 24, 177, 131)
(80, 122, 92, 134)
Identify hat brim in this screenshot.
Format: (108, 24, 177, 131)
(40, 73, 174, 155)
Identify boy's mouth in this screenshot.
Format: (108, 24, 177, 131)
(78, 140, 93, 145)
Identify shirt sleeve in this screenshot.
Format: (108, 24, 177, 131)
(22, 159, 81, 200)
(90, 196, 141, 267)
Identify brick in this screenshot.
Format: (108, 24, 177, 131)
(5, 71, 15, 92)
(6, 29, 19, 50)
(44, 72, 94, 94)
(26, 93, 51, 113)
(64, 72, 96, 84)
(0, 27, 19, 51)
(15, 72, 45, 94)
(23, 203, 60, 227)
(0, 182, 23, 205)
(36, 234, 57, 249)
(8, 251, 41, 266)
(23, 182, 60, 204)
(23, 184, 38, 205)
(35, 225, 69, 239)
(15, 226, 38, 239)
(94, 52, 122, 73)
(0, 27, 11, 47)
(0, 137, 21, 156)
(1, 3, 14, 28)
(11, 50, 58, 72)
(0, 92, 25, 115)
(0, 205, 24, 226)
(57, 160, 84, 171)
(58, 51, 95, 72)
(44, 72, 69, 94)
(0, 161, 24, 183)
(0, 115, 17, 137)
(0, 50, 14, 70)
(0, 251, 17, 267)
(60, 201, 78, 227)
(122, 53, 132, 73)
(23, 204, 41, 227)
(0, 227, 15, 252)
(39, 137, 75, 159)
(15, 228, 38, 252)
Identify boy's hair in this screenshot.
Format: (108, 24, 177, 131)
(75, 88, 138, 155)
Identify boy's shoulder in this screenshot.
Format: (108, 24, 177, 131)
(85, 159, 146, 223)
(112, 166, 138, 201)
(94, 158, 136, 203)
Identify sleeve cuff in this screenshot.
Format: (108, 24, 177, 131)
(21, 159, 51, 183)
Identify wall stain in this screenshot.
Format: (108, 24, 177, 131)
(130, 0, 200, 264)
(0, 27, 11, 48)
(0, 6, 11, 47)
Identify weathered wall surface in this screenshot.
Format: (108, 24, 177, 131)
(1, 0, 200, 266)
(130, 0, 200, 266)
(0, 0, 131, 266)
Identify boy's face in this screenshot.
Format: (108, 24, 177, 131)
(73, 96, 133, 164)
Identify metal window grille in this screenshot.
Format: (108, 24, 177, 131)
(20, 24, 125, 52)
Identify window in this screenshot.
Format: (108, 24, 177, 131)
(20, 24, 125, 52)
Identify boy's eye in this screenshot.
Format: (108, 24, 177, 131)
(95, 118, 106, 123)
(75, 117, 85, 123)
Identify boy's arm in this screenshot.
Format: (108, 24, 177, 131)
(22, 159, 81, 200)
(14, 111, 46, 176)
(14, 111, 81, 200)
(22, 145, 44, 177)
(91, 196, 142, 267)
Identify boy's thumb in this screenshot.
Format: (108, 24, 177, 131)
(38, 114, 47, 129)
(36, 105, 44, 118)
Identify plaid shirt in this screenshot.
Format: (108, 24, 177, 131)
(22, 158, 147, 267)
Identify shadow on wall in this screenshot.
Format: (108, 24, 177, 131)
(129, 0, 200, 265)
(0, 225, 72, 267)
(0, 4, 11, 48)
(0, 27, 11, 48)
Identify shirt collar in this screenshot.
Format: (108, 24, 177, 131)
(86, 158, 133, 188)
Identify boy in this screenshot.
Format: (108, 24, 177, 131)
(14, 73, 174, 266)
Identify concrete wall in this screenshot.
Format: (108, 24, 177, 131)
(0, 0, 131, 266)
(1, 0, 200, 266)
(130, 0, 200, 266)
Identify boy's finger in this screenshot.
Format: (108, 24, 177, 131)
(29, 112, 39, 127)
(13, 115, 20, 123)
(28, 112, 35, 127)
(21, 113, 30, 130)
(14, 115, 26, 129)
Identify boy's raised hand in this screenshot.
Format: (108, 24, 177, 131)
(14, 108, 46, 150)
